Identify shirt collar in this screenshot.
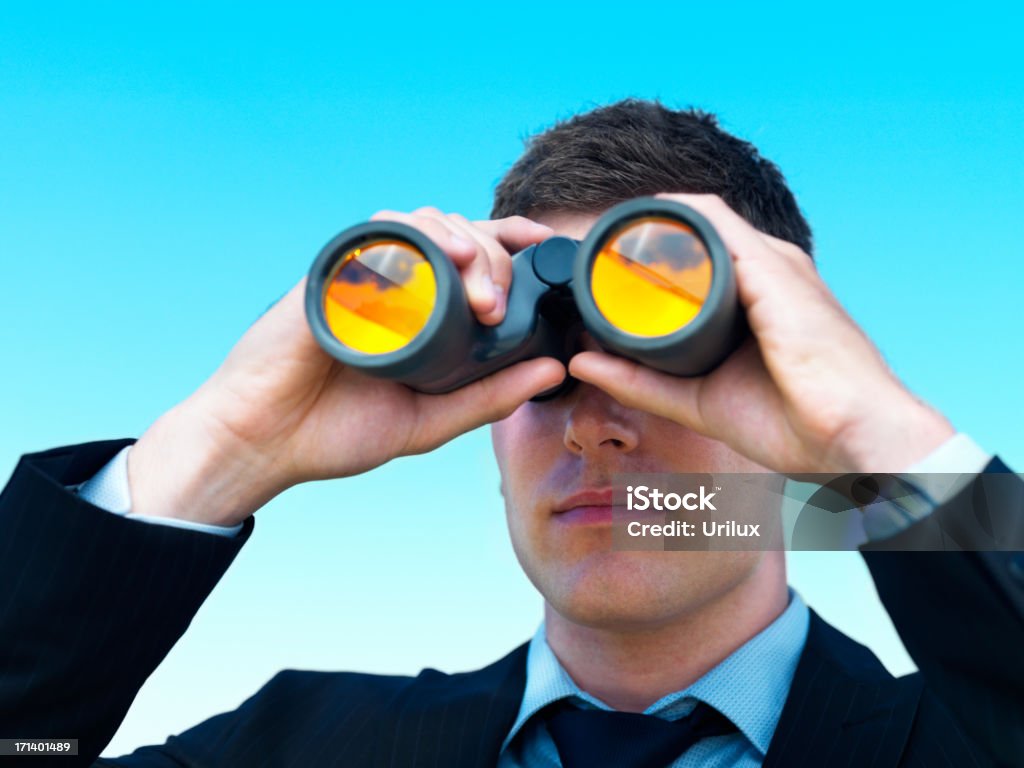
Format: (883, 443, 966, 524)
(501, 589, 810, 757)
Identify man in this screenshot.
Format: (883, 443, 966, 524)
(1, 100, 1021, 767)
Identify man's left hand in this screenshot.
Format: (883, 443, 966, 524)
(568, 193, 954, 475)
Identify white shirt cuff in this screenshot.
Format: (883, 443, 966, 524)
(901, 432, 993, 504)
(861, 432, 993, 540)
(72, 445, 244, 538)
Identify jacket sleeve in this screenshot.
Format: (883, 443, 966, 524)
(860, 457, 1024, 766)
(0, 440, 253, 766)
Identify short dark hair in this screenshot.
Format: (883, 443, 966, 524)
(492, 99, 813, 255)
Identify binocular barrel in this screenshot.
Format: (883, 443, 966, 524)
(305, 197, 744, 396)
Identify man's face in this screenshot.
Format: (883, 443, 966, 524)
(491, 212, 777, 630)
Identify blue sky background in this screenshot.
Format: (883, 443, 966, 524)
(2, 2, 1021, 755)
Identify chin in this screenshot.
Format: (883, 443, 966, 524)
(538, 550, 707, 630)
(533, 548, 767, 631)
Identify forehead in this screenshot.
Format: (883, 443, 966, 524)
(532, 211, 599, 240)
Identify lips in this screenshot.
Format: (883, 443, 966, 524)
(552, 488, 616, 525)
(553, 488, 615, 512)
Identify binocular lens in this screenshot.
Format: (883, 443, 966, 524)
(323, 240, 437, 354)
(590, 217, 713, 337)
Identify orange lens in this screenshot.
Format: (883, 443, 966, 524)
(323, 240, 437, 354)
(590, 217, 712, 337)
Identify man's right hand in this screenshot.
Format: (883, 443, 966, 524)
(127, 209, 565, 527)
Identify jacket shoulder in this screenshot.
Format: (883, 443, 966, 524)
(107, 646, 530, 768)
(109, 669, 418, 766)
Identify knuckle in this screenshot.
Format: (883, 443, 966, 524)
(792, 250, 814, 271)
(776, 240, 814, 269)
(413, 205, 444, 217)
(412, 214, 442, 231)
(485, 236, 511, 257)
(421, 221, 455, 245)
(461, 251, 485, 273)
(776, 239, 805, 258)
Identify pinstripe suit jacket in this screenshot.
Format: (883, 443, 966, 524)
(2, 439, 1022, 767)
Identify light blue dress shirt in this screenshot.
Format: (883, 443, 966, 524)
(498, 591, 810, 767)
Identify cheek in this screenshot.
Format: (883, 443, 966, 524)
(491, 415, 536, 529)
(491, 409, 563, 554)
(492, 405, 563, 476)
(490, 418, 521, 489)
(645, 416, 768, 473)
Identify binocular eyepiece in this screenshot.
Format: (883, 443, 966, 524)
(305, 197, 745, 399)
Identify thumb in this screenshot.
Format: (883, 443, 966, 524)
(410, 357, 567, 451)
(568, 351, 708, 434)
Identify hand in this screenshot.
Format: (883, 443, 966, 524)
(568, 193, 954, 475)
(128, 209, 564, 526)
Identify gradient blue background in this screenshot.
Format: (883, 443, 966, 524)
(2, 2, 1021, 756)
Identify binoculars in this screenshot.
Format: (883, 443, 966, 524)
(305, 197, 744, 399)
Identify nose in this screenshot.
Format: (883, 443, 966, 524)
(563, 381, 640, 456)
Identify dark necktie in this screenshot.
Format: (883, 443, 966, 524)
(544, 699, 737, 768)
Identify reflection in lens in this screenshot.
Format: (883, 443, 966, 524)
(591, 217, 712, 337)
(323, 240, 437, 354)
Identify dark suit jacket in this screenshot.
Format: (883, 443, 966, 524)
(1, 439, 1022, 767)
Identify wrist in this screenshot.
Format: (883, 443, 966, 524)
(830, 391, 955, 475)
(127, 396, 292, 527)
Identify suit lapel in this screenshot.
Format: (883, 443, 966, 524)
(373, 642, 529, 768)
(763, 611, 922, 768)
(368, 614, 925, 767)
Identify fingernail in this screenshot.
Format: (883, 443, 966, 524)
(480, 274, 496, 306)
(451, 234, 473, 252)
(493, 284, 507, 318)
